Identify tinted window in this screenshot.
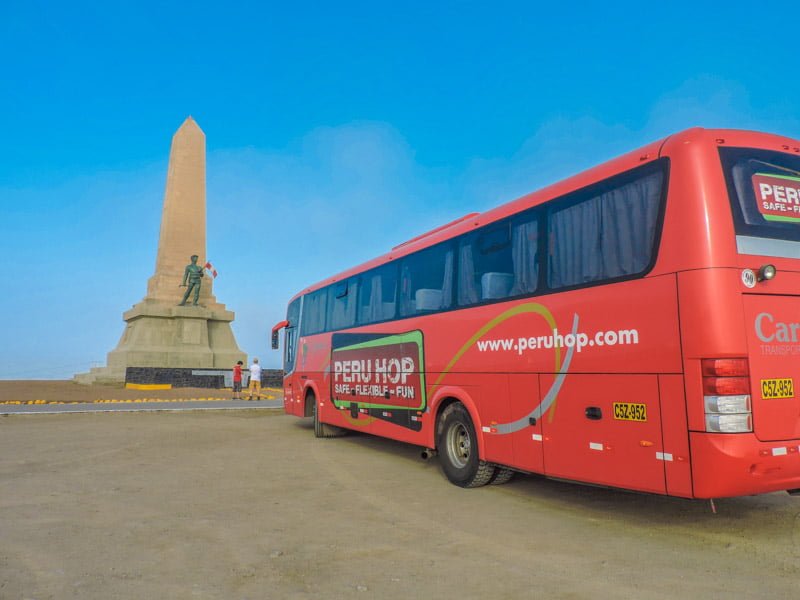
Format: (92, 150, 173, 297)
(300, 288, 327, 335)
(358, 263, 398, 324)
(547, 164, 664, 288)
(284, 297, 301, 373)
(721, 147, 800, 242)
(510, 213, 539, 296)
(327, 277, 359, 330)
(458, 216, 538, 306)
(399, 242, 455, 316)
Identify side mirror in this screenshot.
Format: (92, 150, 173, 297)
(271, 320, 289, 351)
(271, 330, 279, 350)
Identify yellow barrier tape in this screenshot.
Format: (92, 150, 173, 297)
(0, 395, 277, 406)
(125, 383, 173, 390)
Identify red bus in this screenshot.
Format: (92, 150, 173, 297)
(272, 128, 800, 499)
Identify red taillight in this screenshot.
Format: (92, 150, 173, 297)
(701, 358, 749, 377)
(702, 357, 753, 433)
(702, 357, 750, 394)
(703, 377, 750, 395)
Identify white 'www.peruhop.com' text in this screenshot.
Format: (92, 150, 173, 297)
(476, 328, 640, 355)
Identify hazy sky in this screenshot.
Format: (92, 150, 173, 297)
(1, 1, 799, 377)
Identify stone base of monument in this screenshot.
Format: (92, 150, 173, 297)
(74, 303, 246, 385)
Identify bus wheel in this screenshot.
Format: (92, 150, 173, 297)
(489, 467, 515, 485)
(312, 394, 347, 438)
(437, 403, 495, 488)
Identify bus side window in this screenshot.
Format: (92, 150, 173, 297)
(358, 277, 374, 324)
(547, 170, 663, 289)
(300, 288, 327, 335)
(380, 268, 398, 320)
(458, 219, 533, 306)
(399, 243, 454, 316)
(357, 263, 398, 325)
(509, 215, 538, 296)
(328, 277, 359, 331)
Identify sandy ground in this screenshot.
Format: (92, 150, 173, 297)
(0, 380, 277, 403)
(2, 410, 800, 600)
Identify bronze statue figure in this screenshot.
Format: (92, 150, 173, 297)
(179, 255, 204, 306)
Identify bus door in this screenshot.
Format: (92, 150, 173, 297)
(540, 374, 667, 494)
(506, 373, 545, 473)
(279, 297, 302, 416)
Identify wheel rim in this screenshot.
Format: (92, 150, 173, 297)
(446, 422, 471, 468)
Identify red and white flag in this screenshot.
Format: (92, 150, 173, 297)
(204, 262, 218, 278)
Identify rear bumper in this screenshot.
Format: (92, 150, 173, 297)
(690, 432, 800, 497)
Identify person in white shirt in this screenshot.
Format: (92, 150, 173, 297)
(248, 358, 262, 400)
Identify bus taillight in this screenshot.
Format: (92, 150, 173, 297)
(702, 377, 749, 396)
(701, 358, 749, 377)
(702, 358, 753, 433)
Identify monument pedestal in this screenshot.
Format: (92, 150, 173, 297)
(108, 302, 244, 369)
(75, 302, 245, 384)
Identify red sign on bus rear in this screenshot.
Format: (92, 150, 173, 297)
(752, 172, 800, 222)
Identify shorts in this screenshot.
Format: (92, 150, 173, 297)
(233, 381, 242, 392)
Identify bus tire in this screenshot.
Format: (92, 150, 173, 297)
(312, 394, 347, 438)
(489, 467, 515, 485)
(436, 402, 495, 488)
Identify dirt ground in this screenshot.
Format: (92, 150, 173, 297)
(2, 410, 800, 600)
(0, 380, 278, 403)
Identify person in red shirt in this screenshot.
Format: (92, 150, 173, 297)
(232, 360, 244, 400)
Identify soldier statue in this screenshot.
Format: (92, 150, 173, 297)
(179, 254, 204, 306)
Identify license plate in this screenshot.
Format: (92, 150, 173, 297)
(760, 378, 794, 399)
(613, 402, 647, 422)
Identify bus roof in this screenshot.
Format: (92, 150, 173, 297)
(291, 127, 800, 300)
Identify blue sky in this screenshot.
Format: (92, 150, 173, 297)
(1, 1, 799, 378)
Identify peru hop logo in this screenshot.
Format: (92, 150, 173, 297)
(430, 302, 580, 432)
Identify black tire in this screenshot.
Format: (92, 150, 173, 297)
(312, 394, 347, 438)
(436, 403, 495, 488)
(304, 395, 315, 418)
(489, 467, 515, 485)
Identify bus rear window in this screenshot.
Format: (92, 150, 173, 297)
(721, 147, 800, 247)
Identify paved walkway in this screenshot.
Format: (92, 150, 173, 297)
(0, 398, 283, 415)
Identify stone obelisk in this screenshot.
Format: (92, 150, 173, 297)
(75, 117, 245, 384)
(146, 117, 219, 308)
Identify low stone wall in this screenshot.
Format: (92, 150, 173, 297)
(259, 370, 283, 388)
(125, 367, 283, 389)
